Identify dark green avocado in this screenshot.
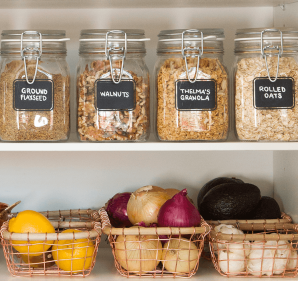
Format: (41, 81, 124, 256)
(199, 182, 261, 220)
(197, 177, 244, 208)
(248, 196, 281, 219)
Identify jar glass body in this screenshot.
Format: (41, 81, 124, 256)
(234, 40, 298, 141)
(0, 53, 70, 141)
(155, 52, 229, 141)
(77, 53, 150, 142)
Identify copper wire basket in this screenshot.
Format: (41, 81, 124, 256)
(99, 208, 210, 278)
(202, 212, 293, 261)
(0, 209, 101, 277)
(209, 221, 298, 277)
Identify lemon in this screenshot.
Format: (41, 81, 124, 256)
(52, 229, 95, 273)
(8, 210, 55, 256)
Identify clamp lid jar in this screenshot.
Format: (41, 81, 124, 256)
(155, 29, 229, 141)
(234, 28, 298, 141)
(0, 30, 70, 141)
(77, 29, 150, 142)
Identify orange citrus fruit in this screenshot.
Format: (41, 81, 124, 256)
(52, 229, 95, 273)
(8, 210, 55, 256)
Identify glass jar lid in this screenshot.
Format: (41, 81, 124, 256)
(157, 28, 225, 54)
(234, 27, 298, 54)
(1, 30, 69, 55)
(79, 29, 149, 55)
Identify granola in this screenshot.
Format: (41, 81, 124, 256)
(0, 60, 70, 141)
(77, 60, 149, 141)
(157, 57, 229, 141)
(235, 56, 298, 141)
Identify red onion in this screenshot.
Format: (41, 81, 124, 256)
(105, 192, 132, 227)
(157, 189, 201, 227)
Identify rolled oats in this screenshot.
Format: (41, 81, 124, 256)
(157, 57, 229, 141)
(235, 56, 298, 141)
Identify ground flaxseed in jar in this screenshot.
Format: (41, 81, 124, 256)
(234, 28, 298, 141)
(0, 30, 70, 141)
(155, 29, 229, 141)
(77, 29, 150, 142)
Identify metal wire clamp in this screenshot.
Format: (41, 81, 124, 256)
(182, 29, 204, 83)
(21, 31, 42, 85)
(105, 30, 127, 84)
(261, 29, 283, 83)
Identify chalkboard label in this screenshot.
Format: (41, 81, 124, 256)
(14, 79, 54, 111)
(254, 77, 295, 109)
(175, 79, 217, 111)
(95, 79, 135, 111)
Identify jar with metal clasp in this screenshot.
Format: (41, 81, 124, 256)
(234, 28, 298, 141)
(0, 30, 70, 141)
(77, 29, 150, 142)
(155, 29, 229, 141)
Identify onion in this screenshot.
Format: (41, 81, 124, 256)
(127, 185, 170, 226)
(165, 188, 195, 205)
(158, 189, 201, 227)
(162, 238, 199, 273)
(114, 226, 162, 273)
(105, 192, 132, 227)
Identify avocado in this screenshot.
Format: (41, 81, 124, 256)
(199, 182, 261, 220)
(248, 196, 281, 219)
(197, 177, 244, 208)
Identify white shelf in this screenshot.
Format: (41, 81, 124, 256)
(0, 0, 296, 9)
(0, 133, 298, 152)
(0, 247, 260, 281)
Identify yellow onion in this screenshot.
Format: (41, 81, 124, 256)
(127, 185, 170, 225)
(162, 238, 199, 273)
(114, 226, 162, 273)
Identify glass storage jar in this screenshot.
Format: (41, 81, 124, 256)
(77, 29, 150, 142)
(234, 28, 298, 141)
(0, 30, 70, 141)
(155, 29, 229, 141)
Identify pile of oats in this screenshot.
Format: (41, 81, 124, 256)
(235, 56, 298, 141)
(157, 57, 229, 141)
(0, 60, 70, 141)
(77, 60, 149, 141)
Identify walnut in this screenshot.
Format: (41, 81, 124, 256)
(77, 60, 150, 141)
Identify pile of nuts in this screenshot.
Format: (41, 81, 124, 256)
(77, 60, 149, 141)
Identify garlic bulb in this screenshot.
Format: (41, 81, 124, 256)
(218, 250, 246, 274)
(214, 224, 250, 256)
(247, 240, 290, 276)
(214, 224, 244, 235)
(286, 250, 298, 270)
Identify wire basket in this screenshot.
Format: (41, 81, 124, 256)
(209, 221, 298, 277)
(1, 209, 101, 277)
(99, 208, 210, 278)
(202, 213, 293, 261)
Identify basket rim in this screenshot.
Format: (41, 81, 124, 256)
(1, 219, 101, 241)
(210, 223, 298, 241)
(206, 212, 292, 225)
(99, 207, 210, 236)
